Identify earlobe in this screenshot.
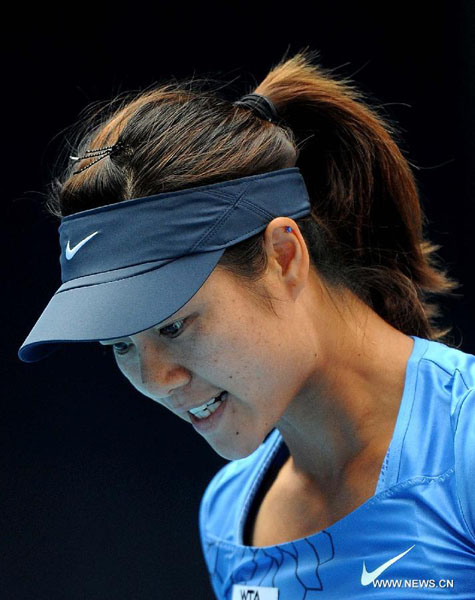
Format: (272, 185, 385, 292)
(263, 217, 310, 299)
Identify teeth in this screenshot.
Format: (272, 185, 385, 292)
(189, 396, 219, 415)
(189, 392, 226, 419)
(193, 401, 222, 419)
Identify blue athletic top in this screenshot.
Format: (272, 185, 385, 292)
(199, 336, 475, 598)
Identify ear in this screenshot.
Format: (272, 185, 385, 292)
(263, 217, 310, 299)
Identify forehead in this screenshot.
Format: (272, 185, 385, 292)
(193, 266, 249, 302)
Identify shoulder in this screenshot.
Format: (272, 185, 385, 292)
(452, 385, 475, 543)
(412, 336, 475, 424)
(403, 336, 475, 440)
(416, 336, 475, 386)
(414, 336, 475, 447)
(418, 337, 475, 541)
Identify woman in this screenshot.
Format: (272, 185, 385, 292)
(19, 51, 475, 598)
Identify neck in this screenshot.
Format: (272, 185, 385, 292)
(276, 283, 415, 499)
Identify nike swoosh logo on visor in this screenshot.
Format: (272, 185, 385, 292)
(65, 231, 99, 260)
(361, 544, 415, 586)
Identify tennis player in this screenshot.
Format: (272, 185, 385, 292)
(19, 51, 475, 598)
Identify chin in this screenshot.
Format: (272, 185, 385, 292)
(209, 434, 266, 461)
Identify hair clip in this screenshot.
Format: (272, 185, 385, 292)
(69, 141, 123, 175)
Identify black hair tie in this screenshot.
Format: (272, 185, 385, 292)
(233, 93, 280, 125)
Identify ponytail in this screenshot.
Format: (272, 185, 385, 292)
(252, 50, 457, 340)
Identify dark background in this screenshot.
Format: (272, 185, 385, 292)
(4, 3, 475, 599)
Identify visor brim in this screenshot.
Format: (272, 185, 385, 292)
(18, 250, 224, 362)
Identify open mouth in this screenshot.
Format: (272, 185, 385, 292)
(188, 391, 228, 420)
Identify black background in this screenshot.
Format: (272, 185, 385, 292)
(4, 3, 475, 599)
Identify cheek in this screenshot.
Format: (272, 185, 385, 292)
(181, 317, 284, 392)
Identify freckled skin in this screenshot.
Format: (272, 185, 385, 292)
(101, 218, 318, 461)
(108, 265, 311, 460)
(100, 217, 414, 496)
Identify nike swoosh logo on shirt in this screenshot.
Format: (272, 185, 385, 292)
(361, 544, 415, 586)
(65, 231, 99, 260)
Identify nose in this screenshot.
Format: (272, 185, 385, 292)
(132, 333, 191, 398)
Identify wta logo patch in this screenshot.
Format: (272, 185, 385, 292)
(231, 584, 279, 599)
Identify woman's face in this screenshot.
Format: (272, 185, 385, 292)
(100, 258, 314, 460)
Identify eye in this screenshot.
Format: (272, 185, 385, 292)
(112, 341, 131, 355)
(101, 317, 187, 354)
(159, 318, 186, 339)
